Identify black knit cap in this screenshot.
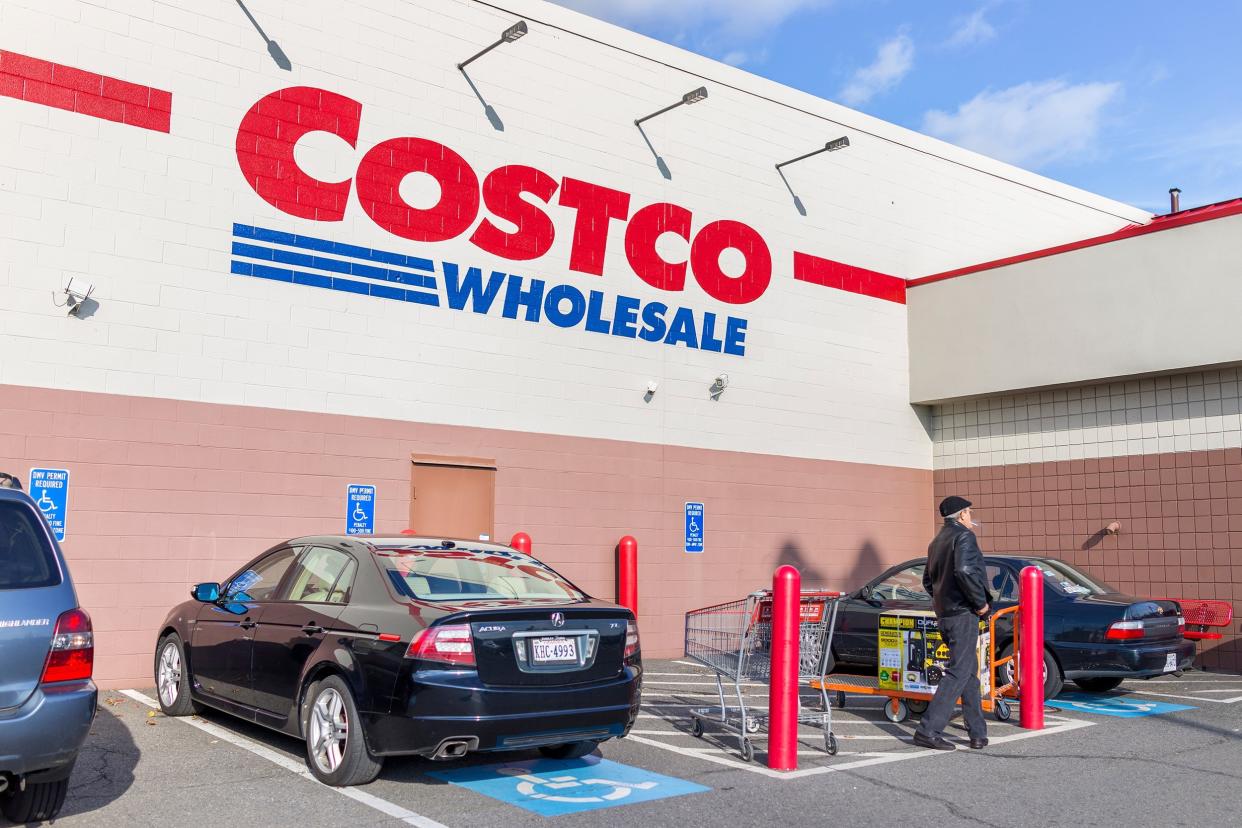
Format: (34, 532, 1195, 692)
(939, 495, 972, 518)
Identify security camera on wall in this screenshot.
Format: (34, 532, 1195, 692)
(59, 277, 95, 317)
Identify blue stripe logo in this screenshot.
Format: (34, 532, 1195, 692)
(229, 223, 440, 306)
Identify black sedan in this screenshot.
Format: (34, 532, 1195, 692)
(831, 555, 1195, 697)
(153, 536, 642, 786)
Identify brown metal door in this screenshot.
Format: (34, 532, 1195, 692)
(408, 456, 496, 541)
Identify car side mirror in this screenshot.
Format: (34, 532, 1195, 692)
(192, 582, 220, 603)
(857, 585, 873, 601)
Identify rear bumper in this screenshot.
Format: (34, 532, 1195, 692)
(363, 667, 642, 757)
(0, 680, 97, 780)
(1060, 638, 1196, 680)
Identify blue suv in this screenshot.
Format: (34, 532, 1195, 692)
(0, 486, 96, 822)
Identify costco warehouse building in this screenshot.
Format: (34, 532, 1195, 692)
(1, 0, 1239, 686)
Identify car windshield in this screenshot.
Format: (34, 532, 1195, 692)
(374, 546, 587, 603)
(1029, 559, 1115, 596)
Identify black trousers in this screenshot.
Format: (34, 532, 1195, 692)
(915, 612, 986, 741)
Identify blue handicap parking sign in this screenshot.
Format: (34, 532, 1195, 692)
(346, 484, 375, 535)
(428, 756, 708, 816)
(1046, 691, 1195, 718)
(685, 501, 704, 553)
(29, 468, 70, 542)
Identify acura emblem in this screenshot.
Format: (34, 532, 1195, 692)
(551, 612, 565, 628)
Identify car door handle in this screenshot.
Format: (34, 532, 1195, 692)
(301, 623, 325, 635)
(239, 619, 257, 630)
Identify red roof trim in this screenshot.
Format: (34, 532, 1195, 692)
(908, 197, 1242, 289)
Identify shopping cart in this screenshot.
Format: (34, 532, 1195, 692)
(684, 589, 843, 762)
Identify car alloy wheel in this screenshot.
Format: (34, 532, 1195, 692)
(309, 687, 349, 774)
(157, 641, 182, 707)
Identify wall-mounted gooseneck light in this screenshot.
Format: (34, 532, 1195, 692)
(775, 136, 851, 171)
(775, 136, 850, 215)
(635, 87, 709, 126)
(458, 20, 528, 70)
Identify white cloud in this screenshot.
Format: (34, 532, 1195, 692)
(922, 80, 1122, 168)
(838, 33, 915, 107)
(945, 7, 996, 48)
(551, 0, 828, 35)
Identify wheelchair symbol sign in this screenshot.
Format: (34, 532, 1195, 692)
(1046, 692, 1195, 717)
(429, 757, 708, 816)
(685, 501, 704, 553)
(28, 468, 70, 542)
(345, 484, 375, 535)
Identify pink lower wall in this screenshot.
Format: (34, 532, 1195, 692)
(1, 384, 933, 689)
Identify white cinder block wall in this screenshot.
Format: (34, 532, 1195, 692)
(0, 0, 1148, 472)
(932, 369, 1242, 470)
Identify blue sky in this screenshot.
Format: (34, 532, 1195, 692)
(552, 1, 1242, 214)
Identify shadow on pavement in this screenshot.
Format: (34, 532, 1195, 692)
(54, 703, 139, 821)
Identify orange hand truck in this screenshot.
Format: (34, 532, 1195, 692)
(810, 606, 1022, 724)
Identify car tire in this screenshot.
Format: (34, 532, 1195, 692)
(998, 643, 1064, 699)
(1074, 677, 1123, 693)
(154, 633, 202, 716)
(302, 675, 383, 787)
(1, 776, 70, 823)
(538, 741, 598, 760)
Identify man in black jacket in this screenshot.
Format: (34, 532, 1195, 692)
(913, 495, 991, 751)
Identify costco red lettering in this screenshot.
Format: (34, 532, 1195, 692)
(625, 202, 692, 292)
(356, 137, 479, 243)
(234, 86, 774, 305)
(557, 177, 631, 276)
(469, 165, 559, 260)
(236, 87, 362, 221)
(691, 220, 772, 305)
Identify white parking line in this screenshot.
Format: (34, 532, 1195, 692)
(626, 717, 1094, 779)
(1122, 689, 1242, 704)
(119, 690, 449, 828)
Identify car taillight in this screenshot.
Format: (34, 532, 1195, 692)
(41, 608, 94, 683)
(1178, 615, 1186, 635)
(624, 620, 640, 661)
(407, 624, 476, 667)
(1106, 620, 1145, 641)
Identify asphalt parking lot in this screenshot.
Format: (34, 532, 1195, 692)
(17, 660, 1242, 827)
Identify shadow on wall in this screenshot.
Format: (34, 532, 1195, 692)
(777, 540, 827, 587)
(845, 541, 884, 592)
(776, 539, 886, 593)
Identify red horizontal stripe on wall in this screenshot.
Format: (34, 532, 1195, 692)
(0, 50, 171, 133)
(793, 251, 906, 304)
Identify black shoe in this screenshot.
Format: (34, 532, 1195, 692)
(969, 737, 989, 749)
(912, 733, 956, 751)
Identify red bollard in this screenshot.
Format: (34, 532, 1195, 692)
(617, 536, 638, 618)
(1019, 565, 1045, 729)
(510, 532, 532, 555)
(768, 565, 800, 771)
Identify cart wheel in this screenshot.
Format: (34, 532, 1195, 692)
(994, 699, 1012, 722)
(907, 699, 929, 715)
(884, 698, 908, 723)
(745, 717, 761, 734)
(740, 738, 755, 763)
(835, 691, 846, 709)
(825, 733, 839, 756)
(690, 717, 704, 738)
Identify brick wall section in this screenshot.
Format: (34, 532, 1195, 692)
(2, 383, 932, 688)
(935, 449, 1242, 673)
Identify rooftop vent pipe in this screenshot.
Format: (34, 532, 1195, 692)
(1169, 187, 1181, 214)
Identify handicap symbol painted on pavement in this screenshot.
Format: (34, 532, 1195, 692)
(427, 756, 708, 816)
(1045, 691, 1195, 718)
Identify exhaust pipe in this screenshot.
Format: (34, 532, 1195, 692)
(431, 737, 477, 761)
(1169, 187, 1181, 214)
